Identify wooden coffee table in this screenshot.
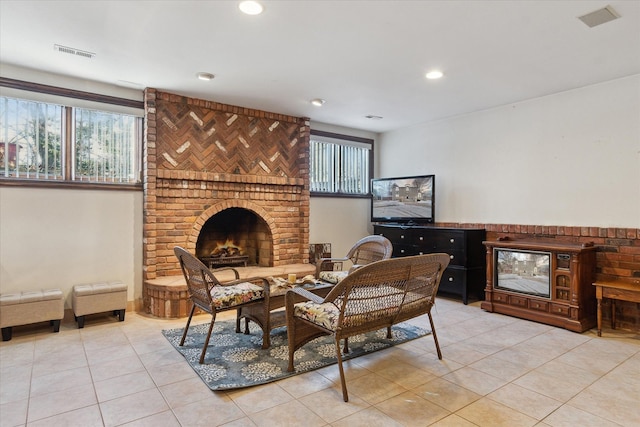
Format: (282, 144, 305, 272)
(237, 280, 334, 348)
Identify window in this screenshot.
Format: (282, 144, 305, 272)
(309, 130, 373, 196)
(73, 108, 141, 183)
(0, 78, 143, 187)
(0, 97, 63, 180)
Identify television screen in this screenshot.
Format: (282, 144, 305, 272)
(371, 175, 434, 223)
(494, 248, 551, 298)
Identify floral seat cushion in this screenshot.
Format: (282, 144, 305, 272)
(293, 301, 340, 331)
(318, 270, 349, 284)
(294, 285, 405, 331)
(210, 282, 264, 309)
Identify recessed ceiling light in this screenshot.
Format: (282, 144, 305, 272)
(239, 1, 263, 15)
(311, 98, 325, 107)
(196, 72, 215, 81)
(425, 70, 444, 80)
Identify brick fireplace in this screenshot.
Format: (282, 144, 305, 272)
(142, 88, 311, 287)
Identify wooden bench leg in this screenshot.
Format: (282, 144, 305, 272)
(77, 316, 85, 329)
(117, 309, 125, 322)
(51, 319, 61, 333)
(1, 327, 12, 341)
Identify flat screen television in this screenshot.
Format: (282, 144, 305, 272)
(371, 174, 435, 223)
(494, 248, 551, 298)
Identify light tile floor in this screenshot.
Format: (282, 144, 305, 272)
(1, 297, 638, 427)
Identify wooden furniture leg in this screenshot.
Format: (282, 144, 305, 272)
(611, 300, 616, 330)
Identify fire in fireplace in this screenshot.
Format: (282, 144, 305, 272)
(196, 207, 272, 267)
(200, 239, 249, 268)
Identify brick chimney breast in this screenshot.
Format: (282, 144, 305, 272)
(143, 88, 310, 280)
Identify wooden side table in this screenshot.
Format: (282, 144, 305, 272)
(593, 281, 640, 336)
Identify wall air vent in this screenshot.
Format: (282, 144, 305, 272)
(54, 44, 95, 59)
(578, 5, 620, 28)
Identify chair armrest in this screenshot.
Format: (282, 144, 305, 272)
(347, 264, 364, 274)
(285, 286, 326, 314)
(316, 257, 349, 276)
(211, 266, 240, 280)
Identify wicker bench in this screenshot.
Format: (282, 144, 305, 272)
(72, 282, 127, 328)
(0, 289, 65, 341)
(286, 253, 450, 401)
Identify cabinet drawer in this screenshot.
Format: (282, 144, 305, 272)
(509, 295, 528, 307)
(493, 292, 508, 303)
(445, 250, 467, 267)
(375, 227, 407, 242)
(550, 303, 570, 316)
(438, 268, 467, 294)
(430, 231, 466, 250)
(393, 244, 419, 257)
(529, 300, 549, 312)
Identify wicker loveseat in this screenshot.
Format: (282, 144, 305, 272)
(285, 253, 450, 401)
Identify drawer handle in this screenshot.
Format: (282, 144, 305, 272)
(419, 252, 423, 255)
(400, 249, 405, 253)
(450, 238, 455, 243)
(400, 235, 405, 239)
(448, 277, 454, 281)
(419, 237, 423, 241)
(450, 255, 454, 260)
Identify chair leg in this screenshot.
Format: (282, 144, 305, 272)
(342, 338, 350, 354)
(199, 314, 216, 364)
(287, 317, 297, 372)
(235, 308, 242, 333)
(52, 319, 61, 333)
(428, 312, 442, 360)
(335, 336, 349, 402)
(386, 326, 392, 339)
(180, 304, 196, 346)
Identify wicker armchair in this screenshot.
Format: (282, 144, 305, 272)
(173, 246, 270, 364)
(286, 253, 450, 401)
(316, 235, 393, 284)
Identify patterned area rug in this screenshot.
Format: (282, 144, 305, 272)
(162, 319, 430, 391)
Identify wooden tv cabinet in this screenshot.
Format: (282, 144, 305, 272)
(481, 238, 597, 332)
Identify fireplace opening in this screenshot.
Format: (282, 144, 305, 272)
(196, 208, 272, 268)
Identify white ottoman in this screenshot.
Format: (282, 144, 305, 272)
(72, 282, 127, 328)
(0, 289, 64, 341)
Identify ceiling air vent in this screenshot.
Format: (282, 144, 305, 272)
(54, 44, 95, 59)
(578, 5, 620, 28)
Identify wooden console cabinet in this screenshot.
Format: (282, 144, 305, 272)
(373, 224, 486, 304)
(481, 239, 597, 332)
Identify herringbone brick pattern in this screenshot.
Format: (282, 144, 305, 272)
(156, 100, 302, 178)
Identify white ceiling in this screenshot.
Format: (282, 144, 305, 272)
(1, 1, 639, 133)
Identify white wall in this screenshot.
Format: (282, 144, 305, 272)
(379, 75, 640, 228)
(0, 64, 144, 307)
(0, 187, 143, 309)
(308, 122, 379, 257)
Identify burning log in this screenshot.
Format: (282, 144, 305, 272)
(210, 239, 243, 258)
